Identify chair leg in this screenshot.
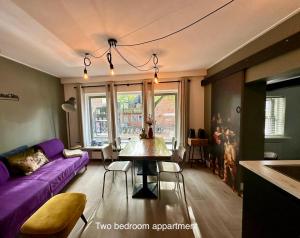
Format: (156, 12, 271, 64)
(102, 171, 108, 198)
(180, 172, 187, 203)
(81, 214, 88, 225)
(112, 171, 115, 183)
(158, 172, 161, 200)
(175, 173, 180, 191)
(131, 165, 134, 186)
(133, 161, 136, 183)
(125, 172, 128, 199)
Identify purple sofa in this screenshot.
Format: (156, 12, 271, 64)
(0, 138, 89, 238)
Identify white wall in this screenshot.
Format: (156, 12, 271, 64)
(189, 77, 205, 130)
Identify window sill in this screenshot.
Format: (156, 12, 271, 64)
(265, 135, 291, 142)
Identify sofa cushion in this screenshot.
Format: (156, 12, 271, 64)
(7, 150, 49, 175)
(35, 139, 64, 159)
(63, 149, 83, 158)
(6, 149, 33, 176)
(0, 145, 28, 159)
(0, 161, 9, 185)
(0, 178, 51, 238)
(0, 145, 29, 173)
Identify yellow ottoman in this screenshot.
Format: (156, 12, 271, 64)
(20, 193, 87, 238)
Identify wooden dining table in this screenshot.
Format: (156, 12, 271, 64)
(118, 137, 171, 199)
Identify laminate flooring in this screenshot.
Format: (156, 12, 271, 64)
(63, 161, 242, 238)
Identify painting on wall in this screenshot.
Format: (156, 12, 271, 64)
(211, 72, 243, 191)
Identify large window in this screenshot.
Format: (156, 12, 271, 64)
(154, 92, 177, 143)
(117, 92, 143, 141)
(87, 95, 108, 146)
(265, 96, 286, 136)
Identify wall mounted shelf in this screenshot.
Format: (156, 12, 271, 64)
(0, 93, 19, 101)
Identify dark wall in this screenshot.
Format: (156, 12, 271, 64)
(241, 81, 266, 161)
(265, 85, 300, 160)
(211, 71, 244, 190)
(0, 56, 67, 153)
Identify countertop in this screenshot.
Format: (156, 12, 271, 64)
(240, 160, 300, 199)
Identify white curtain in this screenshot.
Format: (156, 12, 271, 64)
(106, 82, 117, 144)
(142, 80, 154, 129)
(178, 78, 190, 147)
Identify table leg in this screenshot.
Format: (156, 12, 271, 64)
(132, 159, 157, 199)
(190, 146, 194, 167)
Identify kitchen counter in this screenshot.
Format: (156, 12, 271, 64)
(239, 160, 300, 238)
(239, 160, 300, 199)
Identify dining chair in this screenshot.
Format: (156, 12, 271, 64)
(157, 146, 187, 202)
(101, 144, 133, 198)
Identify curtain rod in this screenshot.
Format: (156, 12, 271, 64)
(147, 80, 191, 84)
(115, 82, 143, 86)
(73, 79, 190, 89)
(74, 85, 106, 89)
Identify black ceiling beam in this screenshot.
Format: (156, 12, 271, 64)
(266, 77, 300, 91)
(201, 31, 300, 86)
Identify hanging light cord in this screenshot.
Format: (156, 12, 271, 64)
(88, 0, 234, 54)
(84, 54, 91, 67)
(117, 0, 234, 47)
(153, 54, 159, 73)
(114, 47, 155, 71)
(82, 0, 234, 74)
(89, 48, 110, 59)
(85, 46, 156, 72)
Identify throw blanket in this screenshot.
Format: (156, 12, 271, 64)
(63, 149, 83, 158)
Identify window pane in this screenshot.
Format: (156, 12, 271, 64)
(154, 93, 177, 143)
(117, 92, 143, 141)
(89, 96, 108, 146)
(264, 97, 285, 136)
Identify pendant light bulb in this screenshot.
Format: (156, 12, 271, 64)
(110, 63, 114, 76)
(154, 72, 159, 84)
(83, 67, 88, 80)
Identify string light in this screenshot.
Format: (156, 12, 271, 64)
(106, 52, 114, 75)
(154, 72, 159, 84)
(107, 39, 117, 75)
(153, 54, 159, 84)
(82, 0, 234, 79)
(84, 38, 156, 77)
(83, 53, 91, 80)
(83, 67, 88, 80)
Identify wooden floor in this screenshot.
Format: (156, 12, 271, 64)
(63, 161, 242, 238)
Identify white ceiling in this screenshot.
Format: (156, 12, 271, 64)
(0, 0, 299, 79)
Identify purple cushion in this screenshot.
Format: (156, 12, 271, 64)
(0, 161, 9, 185)
(0, 178, 51, 238)
(35, 138, 64, 159)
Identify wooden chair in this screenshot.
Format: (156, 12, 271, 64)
(157, 146, 187, 202)
(101, 144, 133, 198)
